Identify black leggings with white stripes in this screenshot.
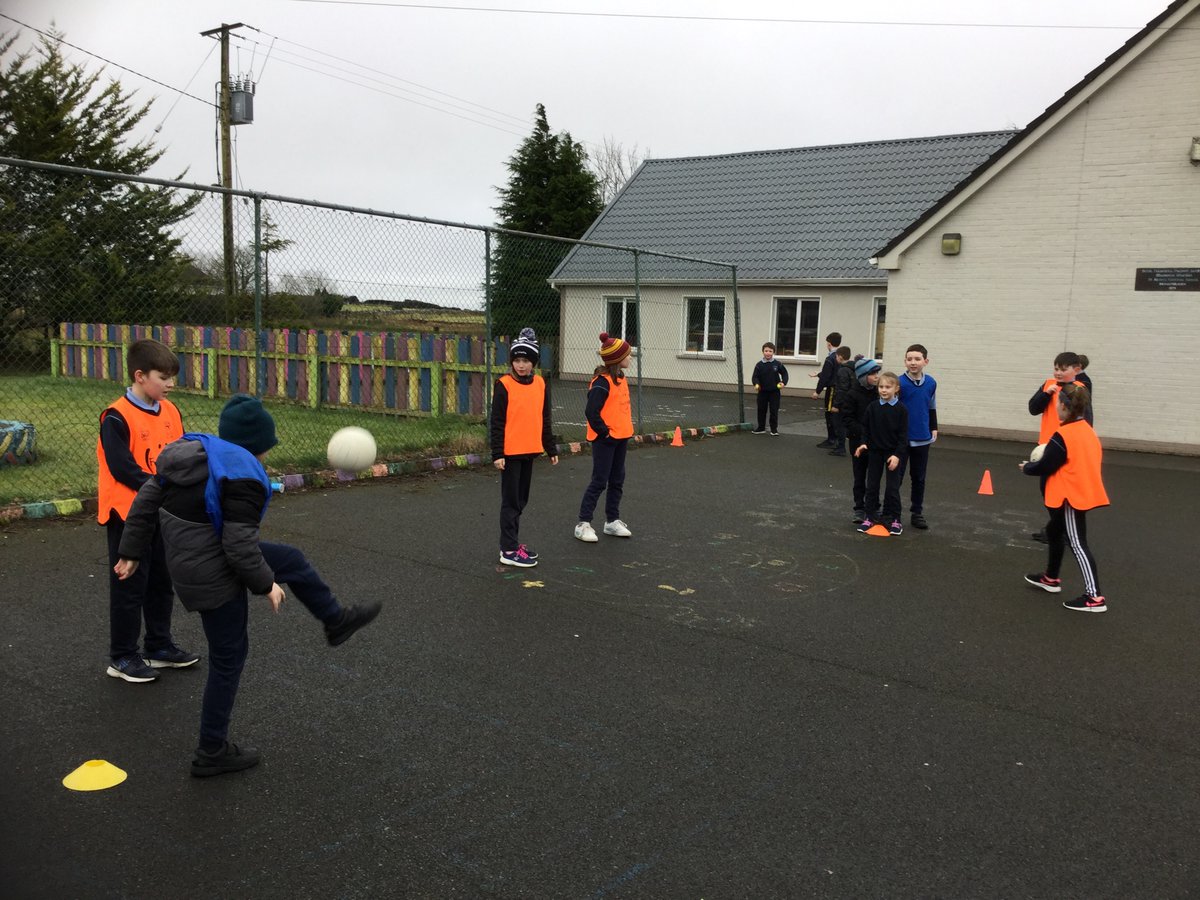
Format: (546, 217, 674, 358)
(1046, 502, 1102, 598)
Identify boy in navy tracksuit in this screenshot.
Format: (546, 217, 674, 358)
(811, 332, 842, 448)
(751, 342, 789, 435)
(855, 372, 909, 536)
(827, 346, 854, 456)
(897, 344, 938, 530)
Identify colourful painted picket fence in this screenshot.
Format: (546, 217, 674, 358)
(51, 323, 537, 416)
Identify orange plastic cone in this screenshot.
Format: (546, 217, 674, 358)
(671, 426, 684, 447)
(978, 469, 994, 495)
(865, 523, 890, 537)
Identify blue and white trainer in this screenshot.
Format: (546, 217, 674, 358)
(106, 655, 159, 683)
(145, 644, 201, 668)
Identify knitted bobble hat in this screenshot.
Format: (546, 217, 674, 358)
(854, 357, 882, 380)
(509, 327, 539, 365)
(218, 394, 279, 456)
(597, 332, 631, 366)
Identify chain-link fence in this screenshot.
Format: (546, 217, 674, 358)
(0, 157, 743, 507)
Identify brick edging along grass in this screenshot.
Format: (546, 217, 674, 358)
(0, 423, 749, 525)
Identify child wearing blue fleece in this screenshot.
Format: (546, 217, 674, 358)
(897, 343, 938, 530)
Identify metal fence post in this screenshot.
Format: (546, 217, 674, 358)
(633, 249, 643, 435)
(732, 265, 744, 424)
(484, 229, 493, 423)
(252, 196, 264, 398)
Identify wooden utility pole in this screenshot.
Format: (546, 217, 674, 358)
(200, 23, 244, 319)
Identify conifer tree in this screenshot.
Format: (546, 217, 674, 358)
(492, 104, 602, 349)
(0, 30, 199, 365)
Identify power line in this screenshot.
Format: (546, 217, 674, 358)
(154, 41, 217, 131)
(280, 1, 1150, 31)
(229, 35, 530, 136)
(243, 26, 528, 126)
(230, 34, 529, 132)
(250, 49, 529, 137)
(0, 11, 218, 108)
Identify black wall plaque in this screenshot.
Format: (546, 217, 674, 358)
(1135, 268, 1200, 291)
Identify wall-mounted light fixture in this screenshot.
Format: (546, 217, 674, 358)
(941, 233, 962, 255)
(1190, 137, 1200, 166)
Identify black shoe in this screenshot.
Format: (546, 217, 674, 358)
(852, 508, 866, 524)
(1024, 572, 1062, 593)
(1063, 594, 1107, 613)
(828, 448, 846, 457)
(191, 741, 261, 778)
(1031, 529, 1048, 544)
(325, 601, 382, 647)
(815, 440, 836, 449)
(751, 428, 766, 434)
(911, 514, 928, 530)
(769, 430, 779, 436)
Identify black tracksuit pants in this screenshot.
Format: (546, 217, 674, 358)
(499, 456, 535, 551)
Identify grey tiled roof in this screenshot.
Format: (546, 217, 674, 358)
(553, 131, 1015, 283)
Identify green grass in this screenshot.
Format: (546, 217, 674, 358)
(0, 375, 487, 506)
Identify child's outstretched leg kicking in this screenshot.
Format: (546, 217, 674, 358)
(260, 542, 381, 645)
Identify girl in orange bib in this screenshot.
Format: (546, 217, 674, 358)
(490, 328, 558, 567)
(1020, 384, 1110, 612)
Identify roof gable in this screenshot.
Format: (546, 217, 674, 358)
(552, 131, 1013, 284)
(874, 0, 1197, 266)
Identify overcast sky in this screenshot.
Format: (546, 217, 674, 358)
(1, 0, 1171, 228)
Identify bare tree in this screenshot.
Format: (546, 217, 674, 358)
(591, 137, 649, 205)
(278, 270, 332, 296)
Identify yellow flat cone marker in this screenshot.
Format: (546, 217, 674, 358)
(63, 759, 127, 792)
(865, 524, 891, 537)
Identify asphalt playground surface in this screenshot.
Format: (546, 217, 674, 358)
(3, 400, 1200, 899)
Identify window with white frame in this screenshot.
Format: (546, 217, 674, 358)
(684, 297, 725, 352)
(773, 297, 820, 356)
(605, 296, 638, 349)
(872, 296, 886, 360)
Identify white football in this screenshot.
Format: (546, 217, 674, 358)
(327, 426, 377, 471)
(1030, 443, 1046, 463)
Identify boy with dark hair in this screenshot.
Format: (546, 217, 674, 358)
(97, 338, 198, 683)
(751, 341, 789, 435)
(897, 343, 938, 530)
(855, 372, 910, 536)
(811, 332, 842, 448)
(827, 346, 854, 456)
(838, 357, 881, 523)
(1028, 352, 1090, 543)
(115, 394, 381, 777)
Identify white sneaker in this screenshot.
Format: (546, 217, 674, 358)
(574, 522, 598, 542)
(603, 519, 632, 538)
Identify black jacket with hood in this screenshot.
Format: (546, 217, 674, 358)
(837, 375, 879, 448)
(118, 439, 274, 611)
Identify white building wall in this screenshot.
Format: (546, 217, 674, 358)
(883, 11, 1200, 451)
(559, 283, 886, 390)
